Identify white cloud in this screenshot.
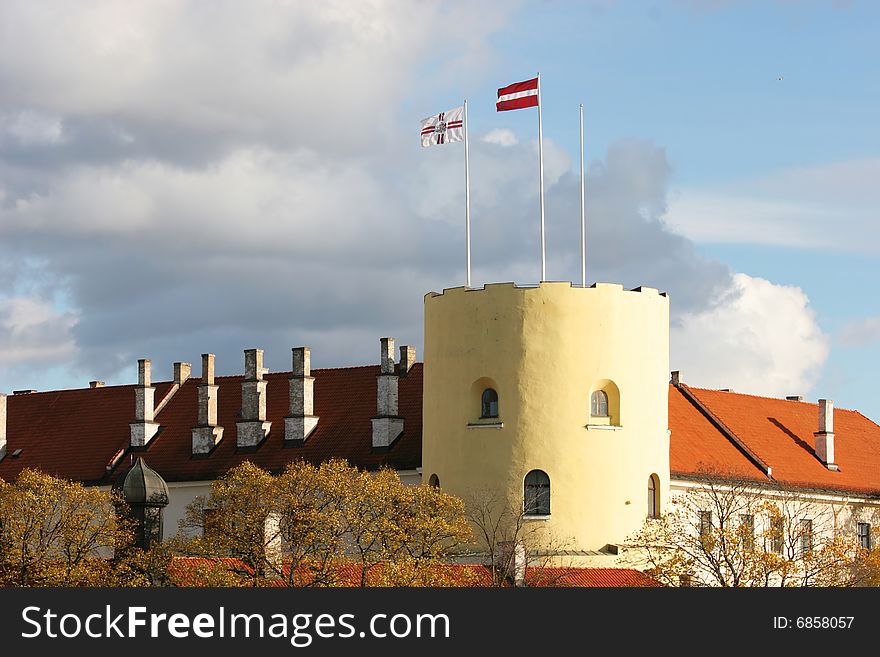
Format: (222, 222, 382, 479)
(0, 297, 78, 367)
(671, 273, 829, 397)
(482, 128, 518, 147)
(665, 158, 880, 253)
(839, 316, 880, 347)
(0, 2, 829, 404)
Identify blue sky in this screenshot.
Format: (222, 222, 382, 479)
(0, 1, 878, 420)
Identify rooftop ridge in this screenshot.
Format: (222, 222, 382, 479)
(686, 385, 861, 414)
(675, 383, 774, 479)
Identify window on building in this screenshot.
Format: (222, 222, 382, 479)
(524, 470, 551, 516)
(699, 510, 713, 538)
(740, 514, 755, 551)
(858, 522, 872, 550)
(800, 519, 813, 555)
(770, 517, 784, 554)
(428, 474, 440, 488)
(647, 474, 660, 518)
(590, 390, 609, 417)
(481, 388, 499, 418)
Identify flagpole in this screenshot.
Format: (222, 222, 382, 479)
(464, 99, 471, 288)
(537, 72, 545, 282)
(580, 103, 586, 288)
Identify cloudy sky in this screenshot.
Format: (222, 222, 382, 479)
(1, 1, 878, 419)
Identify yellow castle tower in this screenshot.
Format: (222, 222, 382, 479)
(421, 281, 670, 556)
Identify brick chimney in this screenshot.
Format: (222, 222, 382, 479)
(671, 371, 681, 387)
(371, 337, 403, 449)
(192, 354, 224, 454)
(237, 348, 271, 447)
(0, 393, 7, 460)
(285, 347, 318, 443)
(399, 345, 416, 377)
(814, 398, 838, 471)
(130, 359, 160, 447)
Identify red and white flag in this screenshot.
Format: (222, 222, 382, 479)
(496, 77, 539, 111)
(420, 106, 464, 147)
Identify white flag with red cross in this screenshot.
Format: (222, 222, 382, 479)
(420, 106, 464, 147)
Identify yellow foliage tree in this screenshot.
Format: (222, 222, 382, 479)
(0, 469, 134, 586)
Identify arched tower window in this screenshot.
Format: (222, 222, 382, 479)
(481, 388, 499, 418)
(524, 470, 550, 516)
(428, 474, 440, 488)
(648, 474, 660, 518)
(591, 390, 609, 417)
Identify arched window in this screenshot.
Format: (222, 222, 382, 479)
(590, 390, 609, 417)
(524, 470, 550, 516)
(648, 474, 660, 518)
(428, 474, 440, 488)
(481, 388, 499, 418)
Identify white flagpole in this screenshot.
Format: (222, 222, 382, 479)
(464, 99, 471, 288)
(537, 72, 545, 282)
(580, 103, 586, 288)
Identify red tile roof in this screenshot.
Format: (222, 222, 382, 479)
(673, 385, 880, 496)
(4, 368, 880, 498)
(166, 557, 660, 588)
(0, 364, 421, 484)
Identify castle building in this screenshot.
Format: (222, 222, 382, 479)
(1, 281, 879, 566)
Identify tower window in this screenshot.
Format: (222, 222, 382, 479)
(590, 390, 609, 417)
(524, 470, 550, 516)
(648, 474, 660, 518)
(481, 388, 499, 418)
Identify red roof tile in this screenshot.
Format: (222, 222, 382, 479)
(1, 365, 421, 484)
(167, 558, 660, 588)
(5, 370, 880, 498)
(676, 386, 880, 496)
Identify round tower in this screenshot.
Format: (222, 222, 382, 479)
(421, 282, 670, 556)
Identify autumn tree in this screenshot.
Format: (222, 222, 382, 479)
(177, 461, 280, 586)
(178, 459, 472, 587)
(464, 487, 575, 587)
(625, 471, 872, 587)
(0, 469, 134, 586)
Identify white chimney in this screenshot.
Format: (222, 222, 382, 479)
(399, 345, 416, 377)
(0, 393, 7, 460)
(174, 362, 192, 386)
(671, 371, 682, 387)
(285, 347, 318, 443)
(814, 398, 838, 470)
(371, 337, 403, 449)
(130, 359, 160, 447)
(192, 353, 224, 454)
(89, 380, 105, 388)
(497, 541, 526, 587)
(237, 348, 271, 447)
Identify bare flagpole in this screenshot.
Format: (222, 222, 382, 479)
(580, 103, 586, 287)
(537, 72, 545, 282)
(464, 99, 471, 288)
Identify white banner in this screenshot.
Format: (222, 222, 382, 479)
(420, 106, 464, 147)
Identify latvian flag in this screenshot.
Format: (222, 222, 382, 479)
(420, 106, 464, 147)
(496, 77, 539, 111)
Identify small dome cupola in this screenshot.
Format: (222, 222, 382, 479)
(114, 457, 170, 549)
(114, 457, 170, 507)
